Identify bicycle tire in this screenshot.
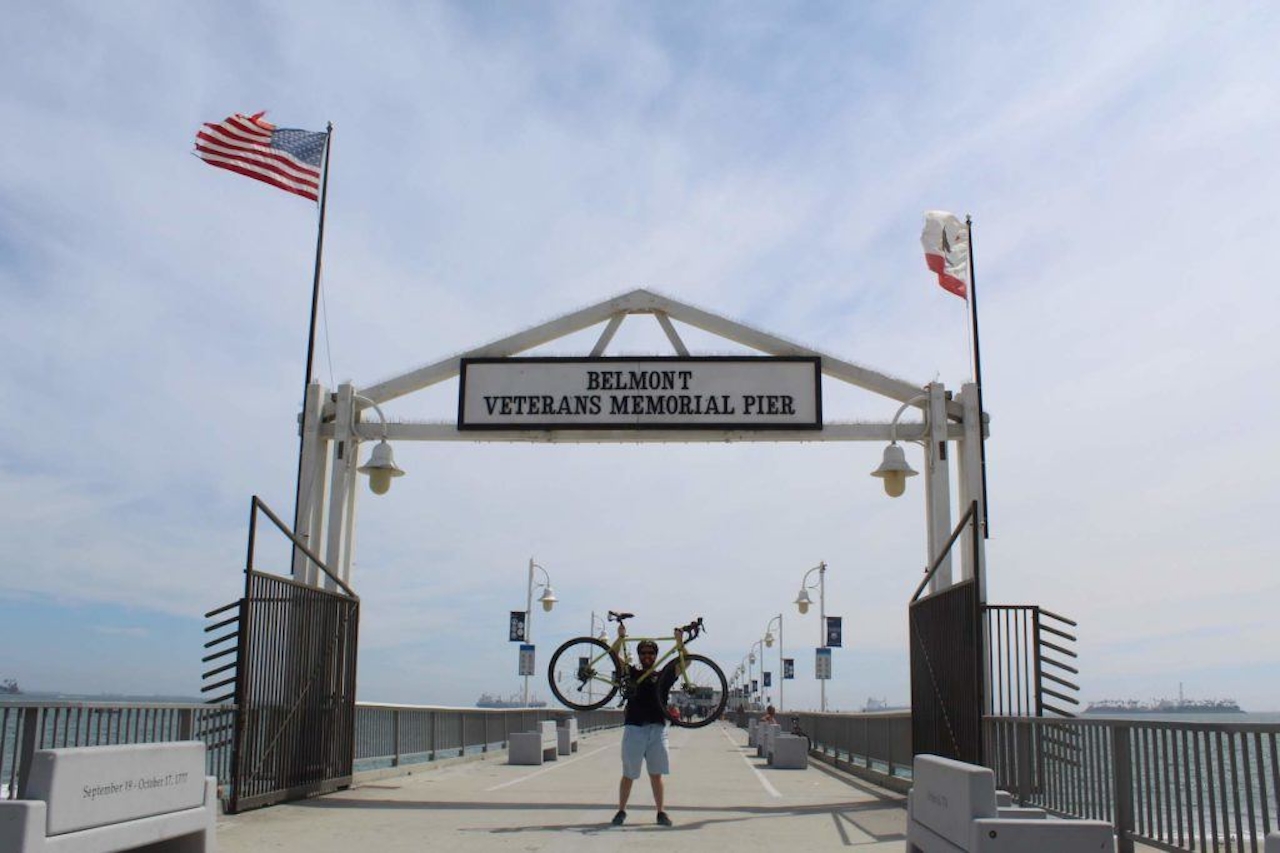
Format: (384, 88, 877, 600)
(547, 637, 621, 711)
(661, 653, 728, 728)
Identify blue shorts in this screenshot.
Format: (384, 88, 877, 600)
(621, 723, 669, 779)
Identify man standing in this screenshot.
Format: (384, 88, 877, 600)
(613, 631, 679, 827)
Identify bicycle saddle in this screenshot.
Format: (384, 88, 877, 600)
(608, 611, 634, 621)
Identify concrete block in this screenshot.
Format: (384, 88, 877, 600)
(0, 743, 216, 853)
(557, 718, 579, 755)
(770, 735, 808, 769)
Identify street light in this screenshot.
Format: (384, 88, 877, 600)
(870, 394, 929, 498)
(587, 610, 609, 703)
(354, 394, 405, 495)
(764, 613, 783, 711)
(794, 561, 828, 711)
(523, 558, 558, 707)
(590, 611, 608, 642)
(747, 637, 757, 701)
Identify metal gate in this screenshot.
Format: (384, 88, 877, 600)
(908, 502, 985, 764)
(205, 497, 360, 813)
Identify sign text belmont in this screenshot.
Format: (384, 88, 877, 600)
(458, 357, 822, 430)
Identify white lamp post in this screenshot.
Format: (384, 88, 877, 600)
(793, 561, 828, 711)
(870, 394, 929, 498)
(749, 639, 764, 708)
(354, 395, 405, 495)
(523, 558, 558, 707)
(764, 613, 783, 712)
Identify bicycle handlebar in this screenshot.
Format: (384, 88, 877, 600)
(677, 617, 705, 643)
(608, 612, 706, 643)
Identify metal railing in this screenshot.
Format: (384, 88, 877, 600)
(986, 715, 1280, 853)
(0, 700, 235, 798)
(354, 704, 623, 772)
(770, 710, 913, 783)
(2, 698, 623, 798)
(984, 604, 1080, 717)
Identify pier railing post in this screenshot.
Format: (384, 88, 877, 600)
(178, 708, 195, 740)
(16, 707, 40, 798)
(1112, 725, 1135, 853)
(391, 709, 401, 768)
(1015, 720, 1033, 805)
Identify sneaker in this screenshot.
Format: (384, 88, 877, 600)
(656, 811, 673, 827)
(611, 810, 627, 826)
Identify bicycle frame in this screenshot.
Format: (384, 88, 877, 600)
(608, 630, 687, 687)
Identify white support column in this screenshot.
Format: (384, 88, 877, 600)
(307, 437, 333, 588)
(293, 382, 327, 585)
(957, 383, 987, 596)
(924, 382, 953, 593)
(324, 383, 357, 592)
(340, 424, 361, 587)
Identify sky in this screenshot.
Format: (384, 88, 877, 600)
(1, 2, 1278, 713)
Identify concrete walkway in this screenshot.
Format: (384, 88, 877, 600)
(217, 722, 910, 851)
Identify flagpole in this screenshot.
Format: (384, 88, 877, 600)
(292, 122, 334, 571)
(966, 214, 990, 539)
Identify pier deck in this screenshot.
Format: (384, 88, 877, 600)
(216, 722, 911, 851)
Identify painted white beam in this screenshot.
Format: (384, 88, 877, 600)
(924, 382, 953, 593)
(589, 313, 625, 357)
(352, 289, 962, 419)
(358, 291, 652, 405)
(632, 290, 964, 419)
(340, 421, 962, 443)
(653, 311, 689, 356)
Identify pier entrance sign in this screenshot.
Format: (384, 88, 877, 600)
(459, 356, 821, 430)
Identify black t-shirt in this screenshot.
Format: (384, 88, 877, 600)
(623, 663, 678, 726)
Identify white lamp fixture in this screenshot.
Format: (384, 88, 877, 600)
(539, 585, 558, 612)
(764, 631, 775, 648)
(871, 393, 929, 498)
(794, 588, 812, 615)
(353, 395, 405, 495)
(871, 443, 917, 498)
(358, 440, 405, 495)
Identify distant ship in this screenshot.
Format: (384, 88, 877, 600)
(476, 692, 547, 709)
(1085, 684, 1242, 715)
(1, 679, 20, 695)
(862, 697, 908, 712)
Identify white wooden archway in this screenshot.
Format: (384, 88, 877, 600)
(292, 289, 986, 593)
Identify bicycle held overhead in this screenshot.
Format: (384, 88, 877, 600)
(547, 611, 729, 728)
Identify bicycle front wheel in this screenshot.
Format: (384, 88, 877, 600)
(661, 653, 728, 728)
(547, 637, 620, 711)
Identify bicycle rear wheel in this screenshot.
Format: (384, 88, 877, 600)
(548, 637, 620, 711)
(661, 653, 728, 728)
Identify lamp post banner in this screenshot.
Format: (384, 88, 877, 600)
(458, 356, 822, 430)
(509, 611, 526, 642)
(815, 647, 832, 679)
(825, 616, 842, 647)
(518, 643, 535, 676)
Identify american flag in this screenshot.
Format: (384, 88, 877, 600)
(195, 112, 327, 202)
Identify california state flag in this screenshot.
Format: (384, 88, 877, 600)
(921, 211, 969, 299)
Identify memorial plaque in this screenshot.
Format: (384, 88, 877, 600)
(24, 742, 206, 835)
